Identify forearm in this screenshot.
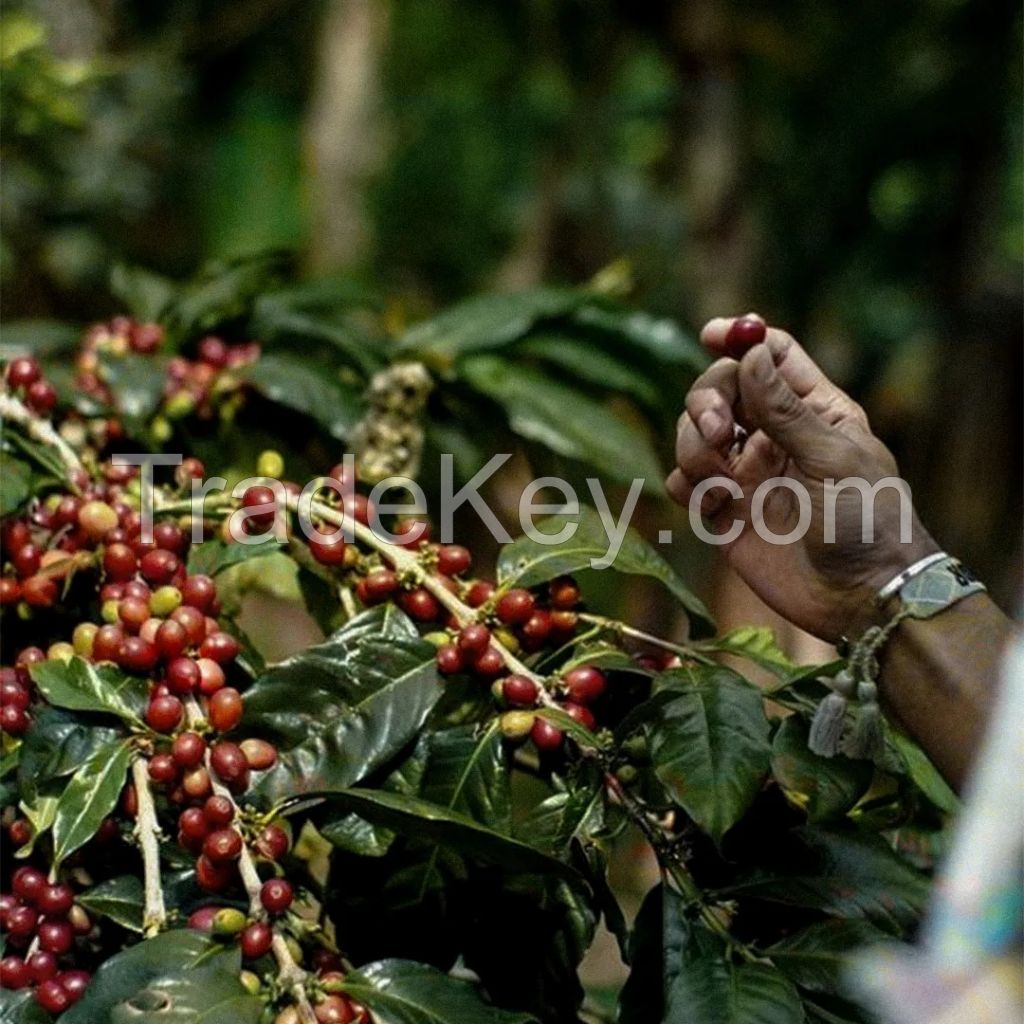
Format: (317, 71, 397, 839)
(876, 593, 1013, 791)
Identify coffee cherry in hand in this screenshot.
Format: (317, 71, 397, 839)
(723, 315, 767, 356)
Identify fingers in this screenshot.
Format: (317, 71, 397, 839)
(683, 357, 740, 449)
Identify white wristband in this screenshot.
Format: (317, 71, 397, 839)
(875, 552, 949, 605)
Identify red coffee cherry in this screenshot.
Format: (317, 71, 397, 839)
(12, 867, 46, 903)
(37, 918, 74, 954)
(195, 854, 234, 892)
(11, 543, 40, 577)
(182, 766, 212, 800)
(166, 656, 201, 695)
(9, 818, 32, 847)
(530, 718, 564, 752)
(6, 904, 38, 937)
(436, 545, 471, 577)
(0, 705, 29, 736)
(22, 574, 58, 608)
(119, 636, 159, 674)
(198, 336, 229, 367)
(495, 588, 534, 625)
(563, 701, 596, 731)
(309, 533, 347, 566)
(172, 732, 206, 768)
(171, 605, 207, 645)
(362, 570, 399, 604)
(240, 921, 273, 959)
(179, 807, 209, 843)
(457, 623, 491, 657)
(314, 995, 356, 1023)
(37, 883, 74, 917)
(549, 609, 579, 634)
(260, 878, 294, 915)
(187, 906, 221, 931)
(197, 658, 227, 696)
(35, 978, 71, 1013)
(391, 517, 430, 548)
(723, 314, 767, 355)
(203, 795, 234, 827)
(0, 955, 31, 991)
(210, 742, 248, 784)
(501, 675, 539, 707)
(25, 379, 57, 414)
(241, 485, 278, 529)
(341, 492, 373, 527)
(471, 647, 505, 680)
(26, 950, 58, 983)
(6, 357, 41, 389)
(93, 624, 125, 661)
(146, 694, 183, 733)
(57, 968, 90, 1003)
(203, 828, 242, 863)
(397, 588, 440, 623)
(209, 688, 243, 732)
(548, 575, 580, 609)
(181, 574, 216, 612)
(148, 753, 178, 785)
(563, 665, 607, 704)
(435, 644, 463, 675)
(254, 824, 289, 861)
(153, 520, 187, 555)
(198, 631, 240, 663)
(240, 738, 277, 771)
(520, 610, 552, 643)
(139, 549, 180, 585)
(0, 576, 21, 605)
(103, 542, 137, 581)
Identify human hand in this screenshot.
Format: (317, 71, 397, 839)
(666, 315, 939, 641)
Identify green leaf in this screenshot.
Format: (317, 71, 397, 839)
(497, 505, 713, 635)
(110, 264, 177, 323)
(241, 352, 363, 441)
(696, 626, 800, 678)
(617, 884, 681, 1023)
(459, 355, 663, 489)
(61, 929, 260, 1024)
(78, 875, 145, 933)
(0, 989, 52, 1023)
(244, 607, 441, 806)
(0, 319, 80, 361)
(648, 668, 772, 842)
(515, 334, 661, 407)
(421, 722, 511, 832)
(570, 303, 706, 368)
(341, 958, 537, 1023)
(767, 919, 897, 995)
(771, 717, 874, 822)
(665, 949, 805, 1024)
(30, 657, 148, 725)
(51, 739, 133, 867)
(718, 826, 930, 934)
(17, 706, 123, 802)
(0, 455, 31, 515)
(888, 727, 959, 815)
(310, 788, 584, 882)
(186, 537, 283, 577)
(517, 773, 605, 855)
(395, 287, 585, 365)
(15, 795, 58, 859)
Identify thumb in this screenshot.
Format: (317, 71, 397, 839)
(739, 345, 839, 465)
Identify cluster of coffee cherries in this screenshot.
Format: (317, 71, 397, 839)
(74, 316, 260, 425)
(0, 868, 93, 1013)
(4, 356, 58, 416)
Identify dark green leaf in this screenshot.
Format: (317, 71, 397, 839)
(497, 506, 713, 635)
(0, 989, 52, 1023)
(186, 537, 283, 577)
(696, 626, 800, 679)
(310, 788, 584, 882)
(665, 948, 805, 1024)
(17, 706, 122, 802)
(241, 352, 363, 441)
(617, 884, 680, 1023)
(718, 826, 930, 934)
(767, 919, 897, 995)
(517, 774, 604, 855)
(78, 875, 145, 933)
(460, 355, 663, 488)
(648, 668, 772, 842)
(99, 353, 172, 423)
(0, 319, 80, 361)
(515, 334, 660, 407)
(342, 959, 537, 1023)
(888, 728, 959, 815)
(571, 303, 706, 368)
(395, 287, 584, 365)
(2, 429, 67, 485)
(0, 455, 31, 515)
(30, 657, 148, 725)
(51, 739, 133, 867)
(110, 264, 177, 323)
(772, 717, 874, 822)
(60, 929, 260, 1024)
(244, 607, 441, 806)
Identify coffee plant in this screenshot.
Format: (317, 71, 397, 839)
(0, 258, 956, 1023)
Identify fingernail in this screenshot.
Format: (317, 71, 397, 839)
(697, 410, 724, 442)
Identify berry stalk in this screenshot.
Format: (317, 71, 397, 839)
(0, 392, 84, 478)
(130, 756, 167, 936)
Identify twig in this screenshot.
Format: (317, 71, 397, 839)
(131, 757, 167, 936)
(0, 392, 84, 478)
(578, 612, 715, 666)
(184, 699, 316, 1024)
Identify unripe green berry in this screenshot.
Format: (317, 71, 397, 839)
(165, 390, 195, 419)
(284, 937, 304, 964)
(493, 628, 520, 655)
(150, 416, 172, 445)
(490, 680, 505, 703)
(46, 642, 75, 663)
(422, 631, 450, 649)
(239, 970, 262, 995)
(150, 586, 182, 617)
(615, 764, 639, 784)
(500, 710, 536, 741)
(211, 907, 247, 937)
(101, 599, 121, 624)
(73, 622, 98, 657)
(256, 449, 285, 479)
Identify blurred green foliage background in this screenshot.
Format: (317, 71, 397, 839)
(1, 0, 1021, 603)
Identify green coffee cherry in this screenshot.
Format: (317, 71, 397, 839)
(150, 415, 172, 445)
(165, 390, 196, 419)
(500, 710, 536, 741)
(46, 642, 75, 663)
(149, 586, 182, 617)
(72, 622, 98, 658)
(239, 970, 262, 996)
(615, 764, 639, 784)
(256, 449, 285, 479)
(422, 631, 450, 649)
(211, 907, 247, 937)
(101, 599, 121, 624)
